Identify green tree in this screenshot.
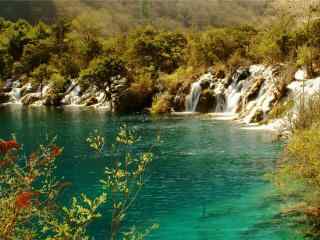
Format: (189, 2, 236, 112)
(20, 39, 54, 73)
(31, 64, 57, 96)
(249, 14, 296, 63)
(80, 55, 127, 105)
(127, 26, 187, 75)
(190, 26, 254, 67)
(6, 19, 32, 61)
(0, 48, 13, 80)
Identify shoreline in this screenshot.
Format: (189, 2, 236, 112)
(1, 103, 284, 133)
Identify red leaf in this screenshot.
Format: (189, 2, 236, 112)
(0, 140, 20, 154)
(15, 192, 34, 209)
(51, 146, 62, 158)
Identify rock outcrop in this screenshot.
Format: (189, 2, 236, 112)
(181, 64, 293, 123)
(1, 64, 320, 124)
(21, 93, 42, 105)
(0, 93, 10, 104)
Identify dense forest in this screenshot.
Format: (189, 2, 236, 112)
(1, 1, 320, 112)
(0, 0, 309, 31)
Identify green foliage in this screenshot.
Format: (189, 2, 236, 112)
(49, 54, 80, 79)
(274, 92, 320, 238)
(27, 21, 52, 41)
(127, 26, 187, 74)
(189, 26, 254, 66)
(123, 71, 155, 111)
(151, 93, 172, 114)
(86, 129, 105, 153)
(159, 66, 199, 94)
(50, 73, 68, 94)
(268, 98, 294, 120)
(289, 93, 320, 132)
(87, 125, 158, 240)
(30, 64, 57, 88)
(80, 55, 127, 92)
(0, 47, 13, 79)
(5, 20, 32, 61)
(44, 193, 107, 240)
(1, 9, 320, 112)
(20, 39, 54, 73)
(297, 45, 319, 77)
(274, 126, 320, 238)
(249, 16, 296, 63)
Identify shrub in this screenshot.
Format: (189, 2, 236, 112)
(275, 126, 320, 239)
(50, 72, 68, 94)
(289, 93, 320, 132)
(0, 126, 157, 239)
(159, 66, 203, 94)
(151, 93, 172, 114)
(268, 98, 294, 120)
(30, 64, 58, 93)
(50, 54, 80, 79)
(273, 64, 296, 100)
(20, 38, 54, 73)
(249, 16, 296, 64)
(130, 73, 154, 97)
(227, 50, 250, 71)
(296, 45, 319, 78)
(80, 55, 127, 98)
(0, 48, 13, 79)
(6, 19, 32, 61)
(189, 26, 254, 67)
(250, 32, 283, 64)
(120, 72, 155, 112)
(126, 26, 187, 74)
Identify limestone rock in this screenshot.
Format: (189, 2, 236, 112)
(85, 97, 98, 106)
(0, 93, 10, 104)
(196, 89, 216, 113)
(251, 108, 264, 123)
(21, 93, 41, 105)
(43, 93, 63, 106)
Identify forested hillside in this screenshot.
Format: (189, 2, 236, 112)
(0, 0, 292, 32)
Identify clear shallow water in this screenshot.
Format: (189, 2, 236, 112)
(0, 105, 302, 240)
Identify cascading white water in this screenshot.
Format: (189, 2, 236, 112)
(226, 80, 242, 113)
(61, 82, 82, 105)
(185, 81, 202, 112)
(9, 87, 22, 103)
(215, 94, 226, 112)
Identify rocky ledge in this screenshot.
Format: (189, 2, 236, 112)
(1, 64, 318, 131)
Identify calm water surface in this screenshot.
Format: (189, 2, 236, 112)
(0, 105, 302, 240)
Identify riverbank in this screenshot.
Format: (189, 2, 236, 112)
(2, 64, 318, 136)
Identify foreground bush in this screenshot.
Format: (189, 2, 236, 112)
(289, 93, 320, 132)
(151, 93, 172, 114)
(274, 93, 320, 239)
(0, 126, 158, 240)
(275, 126, 320, 238)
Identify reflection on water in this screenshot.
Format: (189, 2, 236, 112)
(0, 105, 301, 240)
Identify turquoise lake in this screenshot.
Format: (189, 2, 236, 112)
(0, 105, 302, 240)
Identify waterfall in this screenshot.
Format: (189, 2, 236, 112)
(224, 74, 242, 113)
(9, 87, 22, 103)
(62, 83, 82, 105)
(215, 94, 226, 112)
(226, 82, 242, 112)
(185, 81, 202, 112)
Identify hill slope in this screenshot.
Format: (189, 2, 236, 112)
(0, 0, 277, 29)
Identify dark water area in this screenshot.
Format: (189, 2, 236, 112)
(0, 105, 302, 240)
